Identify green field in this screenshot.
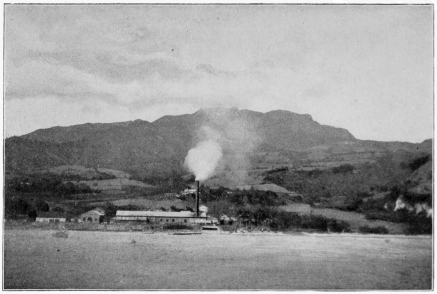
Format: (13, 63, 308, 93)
(4, 229, 432, 290)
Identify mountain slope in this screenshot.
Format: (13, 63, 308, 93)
(6, 108, 431, 175)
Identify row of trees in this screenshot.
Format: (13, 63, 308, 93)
(235, 206, 350, 232)
(6, 173, 94, 195)
(5, 197, 52, 218)
(199, 186, 286, 207)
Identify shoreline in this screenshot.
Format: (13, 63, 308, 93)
(4, 225, 432, 239)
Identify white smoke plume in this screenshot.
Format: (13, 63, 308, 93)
(184, 139, 223, 181)
(184, 108, 261, 184)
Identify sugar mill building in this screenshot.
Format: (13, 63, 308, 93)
(113, 210, 208, 224)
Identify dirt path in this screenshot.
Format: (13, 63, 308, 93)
(4, 229, 432, 290)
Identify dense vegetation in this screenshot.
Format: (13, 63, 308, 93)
(4, 149, 431, 234)
(199, 185, 285, 206)
(358, 226, 389, 234)
(234, 206, 351, 232)
(6, 173, 94, 195)
(130, 169, 193, 193)
(263, 153, 431, 205)
(400, 154, 431, 171)
(260, 153, 432, 234)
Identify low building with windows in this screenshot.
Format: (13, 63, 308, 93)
(36, 212, 67, 223)
(80, 210, 105, 223)
(113, 210, 207, 224)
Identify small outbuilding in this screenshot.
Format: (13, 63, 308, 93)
(80, 210, 105, 223)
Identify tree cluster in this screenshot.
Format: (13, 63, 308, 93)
(6, 173, 93, 195)
(235, 206, 350, 232)
(200, 186, 286, 207)
(401, 154, 431, 171)
(131, 170, 192, 193)
(5, 197, 50, 219)
(263, 154, 415, 206)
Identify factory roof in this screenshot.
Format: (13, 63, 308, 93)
(115, 210, 196, 218)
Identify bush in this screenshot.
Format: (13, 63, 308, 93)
(170, 206, 183, 212)
(358, 225, 389, 234)
(27, 210, 37, 221)
(301, 215, 329, 231)
(328, 220, 351, 233)
(273, 211, 301, 230)
(406, 154, 430, 171)
(405, 212, 432, 235)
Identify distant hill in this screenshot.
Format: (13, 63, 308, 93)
(5, 108, 432, 177)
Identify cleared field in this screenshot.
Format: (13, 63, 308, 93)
(4, 229, 431, 290)
(278, 205, 409, 234)
(79, 178, 154, 191)
(311, 208, 409, 234)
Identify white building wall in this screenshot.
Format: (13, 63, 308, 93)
(36, 218, 66, 223)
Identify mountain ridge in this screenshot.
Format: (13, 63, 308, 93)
(6, 108, 432, 175)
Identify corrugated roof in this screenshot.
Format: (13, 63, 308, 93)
(116, 210, 195, 217)
(81, 210, 105, 216)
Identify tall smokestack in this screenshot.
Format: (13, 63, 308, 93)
(196, 181, 200, 217)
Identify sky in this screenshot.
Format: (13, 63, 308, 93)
(4, 4, 433, 143)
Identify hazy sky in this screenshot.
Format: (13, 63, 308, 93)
(4, 5, 433, 142)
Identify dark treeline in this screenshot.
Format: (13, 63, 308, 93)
(234, 206, 350, 233)
(6, 173, 94, 195)
(129, 170, 194, 193)
(200, 186, 285, 207)
(400, 154, 431, 171)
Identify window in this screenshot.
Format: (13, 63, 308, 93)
(172, 219, 175, 222)
(184, 219, 187, 223)
(166, 219, 169, 222)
